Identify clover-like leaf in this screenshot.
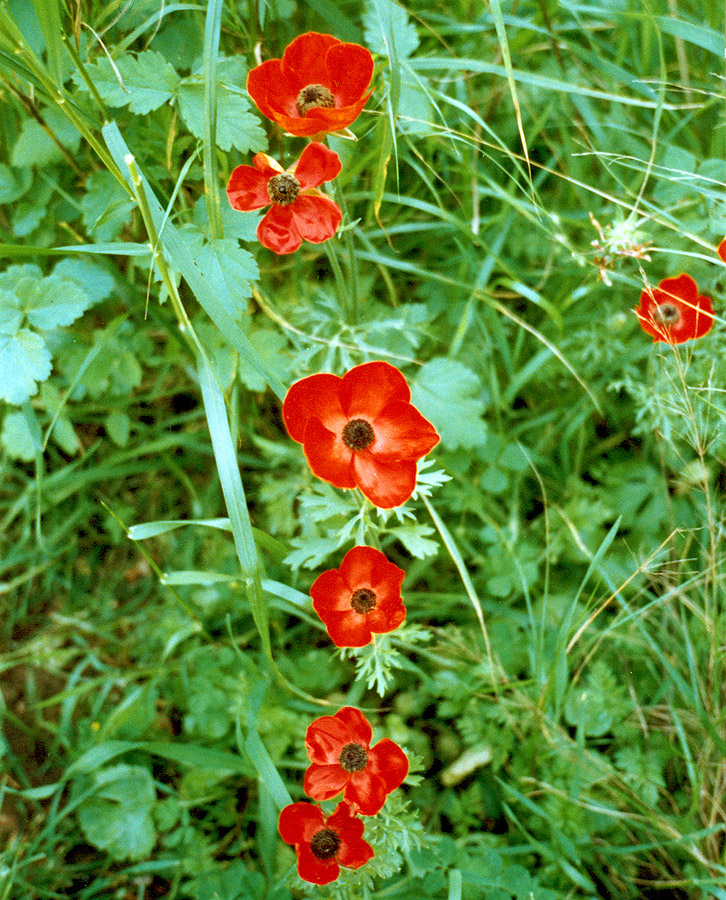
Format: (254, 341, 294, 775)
(0, 330, 52, 404)
(77, 764, 157, 861)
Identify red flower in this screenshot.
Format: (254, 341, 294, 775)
(226, 142, 342, 255)
(278, 800, 373, 885)
(247, 32, 374, 137)
(311, 546, 406, 647)
(718, 239, 726, 263)
(304, 706, 408, 816)
(635, 273, 714, 344)
(282, 361, 440, 508)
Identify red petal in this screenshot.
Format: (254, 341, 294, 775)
(282, 372, 345, 443)
(257, 206, 301, 255)
(369, 554, 406, 595)
(303, 416, 356, 489)
(246, 59, 285, 121)
(370, 400, 440, 460)
(281, 32, 341, 92)
(334, 707, 373, 745)
(310, 569, 351, 615)
(278, 802, 325, 844)
(324, 611, 373, 647)
(718, 239, 726, 263)
(366, 601, 406, 635)
(304, 96, 373, 131)
(338, 545, 382, 587)
(305, 713, 352, 763)
(340, 362, 411, 419)
(326, 42, 374, 106)
(304, 763, 349, 800)
(226, 165, 271, 212)
(345, 770, 388, 816)
(367, 738, 409, 793)
(296, 843, 340, 885)
(353, 454, 418, 508)
(293, 142, 342, 191)
(635, 274, 714, 344)
(291, 195, 342, 244)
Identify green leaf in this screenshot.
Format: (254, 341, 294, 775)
(80, 171, 136, 242)
(236, 327, 291, 392)
(364, 0, 420, 60)
(0, 330, 52, 404)
(24, 276, 92, 330)
(80, 50, 180, 114)
(11, 120, 63, 168)
(192, 238, 258, 318)
(0, 163, 32, 204)
(177, 78, 267, 153)
(77, 764, 156, 861)
(105, 410, 131, 447)
(411, 357, 489, 449)
(53, 257, 115, 305)
(388, 523, 438, 559)
(1, 410, 36, 461)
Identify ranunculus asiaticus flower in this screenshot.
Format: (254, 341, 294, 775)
(718, 239, 726, 263)
(226, 142, 341, 255)
(247, 32, 374, 138)
(304, 706, 408, 816)
(635, 273, 714, 344)
(282, 361, 440, 508)
(278, 800, 373, 885)
(311, 546, 406, 647)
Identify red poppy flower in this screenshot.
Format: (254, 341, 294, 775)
(304, 706, 409, 816)
(311, 545, 406, 647)
(635, 273, 714, 344)
(282, 361, 440, 508)
(226, 142, 342, 255)
(278, 800, 373, 885)
(718, 239, 726, 263)
(247, 32, 374, 138)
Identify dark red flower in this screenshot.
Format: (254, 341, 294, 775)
(635, 273, 714, 344)
(247, 32, 374, 137)
(304, 706, 408, 816)
(282, 361, 440, 508)
(278, 800, 373, 885)
(226, 142, 342, 255)
(718, 239, 726, 263)
(311, 545, 406, 647)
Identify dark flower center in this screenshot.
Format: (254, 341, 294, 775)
(338, 742, 368, 772)
(350, 588, 377, 614)
(267, 173, 300, 206)
(342, 418, 374, 451)
(653, 302, 681, 327)
(310, 828, 341, 860)
(296, 83, 336, 117)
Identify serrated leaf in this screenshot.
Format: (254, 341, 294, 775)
(192, 238, 258, 318)
(194, 195, 260, 243)
(364, 0, 420, 59)
(389, 523, 438, 558)
(0, 330, 52, 404)
(53, 257, 115, 305)
(1, 410, 36, 461)
(77, 764, 156, 861)
(80, 171, 136, 242)
(411, 357, 489, 449)
(237, 327, 291, 392)
(80, 50, 180, 114)
(0, 287, 23, 335)
(25, 276, 92, 330)
(177, 79, 267, 153)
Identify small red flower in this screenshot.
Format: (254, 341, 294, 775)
(247, 32, 374, 137)
(635, 273, 714, 344)
(226, 142, 342, 255)
(718, 239, 726, 263)
(311, 546, 406, 647)
(278, 800, 373, 885)
(304, 706, 408, 816)
(282, 361, 440, 508)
